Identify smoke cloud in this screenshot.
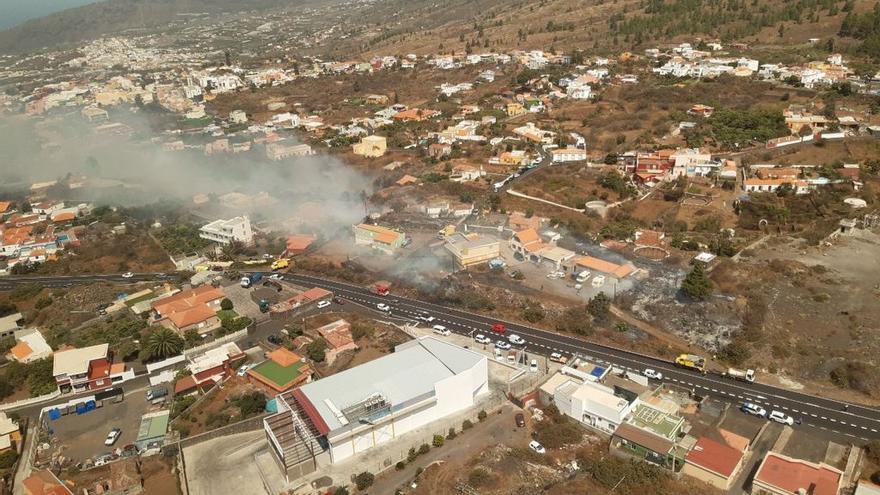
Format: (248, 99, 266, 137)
(0, 111, 371, 236)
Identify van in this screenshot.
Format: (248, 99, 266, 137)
(432, 325, 451, 336)
(146, 387, 167, 402)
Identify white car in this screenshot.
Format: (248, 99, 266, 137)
(474, 334, 492, 345)
(104, 428, 121, 446)
(495, 340, 512, 350)
(236, 364, 251, 377)
(121, 272, 134, 279)
(432, 325, 451, 336)
(529, 359, 538, 373)
(591, 275, 606, 287)
(508, 334, 526, 345)
(528, 440, 546, 454)
(269, 273, 284, 280)
(549, 352, 567, 364)
(769, 410, 794, 426)
(316, 300, 331, 309)
(741, 402, 767, 418)
(643, 369, 663, 380)
(418, 312, 436, 323)
(376, 303, 390, 312)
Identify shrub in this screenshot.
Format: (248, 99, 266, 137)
(866, 440, 880, 464)
(468, 468, 494, 487)
(220, 298, 234, 311)
(407, 447, 418, 462)
(418, 443, 430, 455)
(354, 471, 375, 490)
(395, 461, 406, 470)
(680, 264, 712, 301)
(333, 488, 349, 495)
(462, 419, 474, 430)
(446, 427, 457, 440)
(477, 410, 488, 421)
(432, 434, 444, 448)
(586, 293, 610, 321)
(0, 450, 18, 469)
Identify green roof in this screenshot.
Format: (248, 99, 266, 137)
(137, 411, 170, 441)
(626, 403, 684, 440)
(249, 359, 309, 390)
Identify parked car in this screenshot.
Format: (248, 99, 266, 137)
(236, 364, 251, 377)
(432, 325, 451, 336)
(332, 297, 344, 304)
(529, 359, 538, 373)
(591, 275, 606, 287)
(549, 352, 568, 364)
(508, 334, 526, 345)
(267, 334, 283, 345)
(121, 272, 134, 279)
(528, 440, 546, 454)
(515, 413, 526, 427)
(643, 369, 663, 380)
(741, 402, 767, 418)
(769, 410, 794, 426)
(316, 300, 331, 309)
(104, 428, 121, 446)
(495, 340, 512, 350)
(474, 334, 492, 345)
(269, 273, 284, 280)
(376, 303, 391, 312)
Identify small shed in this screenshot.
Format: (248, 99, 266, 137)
(135, 410, 170, 449)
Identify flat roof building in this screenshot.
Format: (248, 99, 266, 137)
(264, 337, 488, 482)
(199, 215, 254, 246)
(444, 233, 501, 270)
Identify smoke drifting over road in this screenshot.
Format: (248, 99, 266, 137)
(0, 112, 371, 234)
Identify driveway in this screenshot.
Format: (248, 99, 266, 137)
(731, 422, 782, 494)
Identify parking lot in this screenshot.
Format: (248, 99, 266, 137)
(47, 387, 157, 462)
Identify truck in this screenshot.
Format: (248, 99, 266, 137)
(437, 225, 456, 239)
(270, 258, 290, 271)
(145, 387, 168, 404)
(723, 368, 755, 383)
(240, 272, 263, 288)
(371, 281, 391, 296)
(674, 353, 707, 373)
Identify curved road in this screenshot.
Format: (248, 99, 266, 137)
(1, 271, 878, 442)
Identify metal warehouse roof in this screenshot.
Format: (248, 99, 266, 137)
(298, 337, 484, 433)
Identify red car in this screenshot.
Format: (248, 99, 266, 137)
(491, 323, 506, 335)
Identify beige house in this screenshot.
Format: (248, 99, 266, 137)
(444, 233, 501, 270)
(353, 135, 387, 157)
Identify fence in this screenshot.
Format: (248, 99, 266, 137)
(177, 413, 269, 449)
(146, 355, 186, 374)
(0, 390, 60, 412)
(183, 328, 249, 358)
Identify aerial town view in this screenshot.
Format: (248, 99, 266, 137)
(2, 0, 880, 494)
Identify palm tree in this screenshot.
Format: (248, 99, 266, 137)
(144, 327, 184, 360)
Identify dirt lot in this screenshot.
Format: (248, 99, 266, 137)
(711, 229, 880, 401)
(171, 376, 261, 438)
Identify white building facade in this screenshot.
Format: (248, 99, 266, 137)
(199, 216, 254, 246)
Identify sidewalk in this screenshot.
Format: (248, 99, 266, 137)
(12, 424, 36, 495)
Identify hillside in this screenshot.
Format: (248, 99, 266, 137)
(0, 0, 295, 54)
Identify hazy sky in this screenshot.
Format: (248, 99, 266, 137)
(0, 0, 101, 30)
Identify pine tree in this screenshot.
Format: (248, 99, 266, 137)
(681, 265, 713, 301)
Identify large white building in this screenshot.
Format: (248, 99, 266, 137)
(199, 216, 254, 246)
(264, 337, 489, 482)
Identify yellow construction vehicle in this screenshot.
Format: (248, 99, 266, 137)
(674, 354, 706, 373)
(270, 258, 290, 271)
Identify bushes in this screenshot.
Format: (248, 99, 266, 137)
(477, 410, 487, 421)
(432, 434, 444, 447)
(468, 468, 495, 487)
(354, 471, 374, 490)
(232, 392, 267, 418)
(395, 461, 406, 471)
(462, 419, 474, 430)
(556, 306, 593, 335)
(446, 427, 456, 440)
(220, 298, 234, 311)
(306, 339, 327, 362)
(680, 265, 712, 301)
(866, 440, 880, 465)
(586, 293, 610, 321)
(533, 413, 583, 449)
(418, 443, 430, 455)
(830, 362, 877, 395)
(0, 450, 18, 469)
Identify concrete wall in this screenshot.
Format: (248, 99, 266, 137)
(681, 462, 735, 491)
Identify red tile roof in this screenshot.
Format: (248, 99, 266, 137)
(685, 436, 743, 478)
(22, 470, 73, 495)
(754, 452, 842, 495)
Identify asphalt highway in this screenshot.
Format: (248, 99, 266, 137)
(2, 271, 878, 441)
(282, 272, 880, 442)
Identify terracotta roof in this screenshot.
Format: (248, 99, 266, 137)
(685, 436, 743, 478)
(166, 304, 217, 329)
(513, 228, 541, 245)
(9, 341, 33, 361)
(50, 212, 76, 223)
(614, 423, 673, 455)
(22, 470, 73, 495)
(754, 453, 842, 495)
(316, 320, 355, 350)
(268, 348, 303, 367)
(285, 234, 317, 252)
(0, 201, 11, 213)
(396, 175, 418, 186)
(174, 375, 197, 395)
(152, 286, 223, 329)
(574, 255, 634, 278)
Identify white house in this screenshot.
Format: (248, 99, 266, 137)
(229, 110, 248, 124)
(199, 216, 254, 246)
(541, 373, 638, 434)
(551, 148, 587, 163)
(264, 337, 488, 482)
(566, 84, 592, 100)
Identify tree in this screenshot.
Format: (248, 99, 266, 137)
(306, 339, 326, 362)
(184, 329, 201, 348)
(143, 327, 184, 360)
(587, 293, 611, 321)
(354, 472, 375, 490)
(0, 450, 18, 469)
(680, 265, 712, 301)
(220, 298, 234, 311)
